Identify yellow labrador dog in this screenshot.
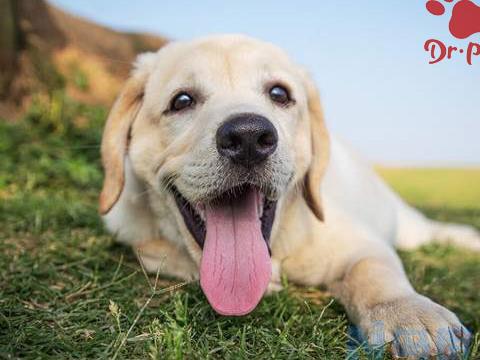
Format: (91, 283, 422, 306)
(99, 35, 478, 358)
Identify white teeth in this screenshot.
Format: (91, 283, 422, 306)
(195, 203, 206, 221)
(258, 193, 264, 218)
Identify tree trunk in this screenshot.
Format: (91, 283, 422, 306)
(0, 0, 19, 98)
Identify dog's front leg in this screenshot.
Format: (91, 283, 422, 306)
(330, 255, 471, 359)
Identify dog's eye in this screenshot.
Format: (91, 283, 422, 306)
(269, 85, 292, 105)
(170, 92, 195, 112)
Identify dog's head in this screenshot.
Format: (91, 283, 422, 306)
(100, 34, 329, 316)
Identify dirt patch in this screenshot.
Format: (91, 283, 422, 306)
(0, 0, 168, 119)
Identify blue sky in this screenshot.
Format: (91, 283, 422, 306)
(50, 0, 480, 166)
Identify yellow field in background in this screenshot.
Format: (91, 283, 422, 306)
(376, 167, 480, 209)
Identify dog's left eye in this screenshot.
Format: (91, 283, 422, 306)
(170, 92, 195, 112)
(269, 85, 292, 105)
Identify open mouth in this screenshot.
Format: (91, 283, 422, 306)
(172, 184, 277, 316)
(172, 184, 277, 250)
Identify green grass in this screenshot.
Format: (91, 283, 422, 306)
(377, 167, 480, 210)
(0, 93, 479, 359)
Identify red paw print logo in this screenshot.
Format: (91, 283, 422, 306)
(424, 0, 480, 65)
(426, 0, 480, 39)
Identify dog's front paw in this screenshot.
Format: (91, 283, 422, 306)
(266, 259, 283, 295)
(358, 294, 471, 359)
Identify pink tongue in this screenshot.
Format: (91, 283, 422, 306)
(200, 187, 271, 316)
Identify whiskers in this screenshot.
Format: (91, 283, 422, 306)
(157, 173, 177, 194)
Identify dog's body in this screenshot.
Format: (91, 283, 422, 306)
(100, 35, 478, 358)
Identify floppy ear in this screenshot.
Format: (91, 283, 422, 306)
(302, 76, 330, 221)
(99, 56, 153, 215)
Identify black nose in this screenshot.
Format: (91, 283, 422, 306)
(216, 113, 278, 167)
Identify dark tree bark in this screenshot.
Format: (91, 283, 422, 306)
(0, 0, 19, 98)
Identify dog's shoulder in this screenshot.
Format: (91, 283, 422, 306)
(102, 157, 157, 245)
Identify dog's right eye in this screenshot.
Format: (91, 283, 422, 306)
(170, 92, 195, 112)
(268, 84, 292, 106)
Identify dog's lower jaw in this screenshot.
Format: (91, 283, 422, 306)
(135, 239, 199, 281)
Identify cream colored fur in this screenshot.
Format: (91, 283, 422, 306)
(101, 35, 479, 359)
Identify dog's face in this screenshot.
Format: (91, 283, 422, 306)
(100, 35, 329, 316)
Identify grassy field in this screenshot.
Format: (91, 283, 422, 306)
(377, 167, 480, 210)
(0, 94, 479, 359)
